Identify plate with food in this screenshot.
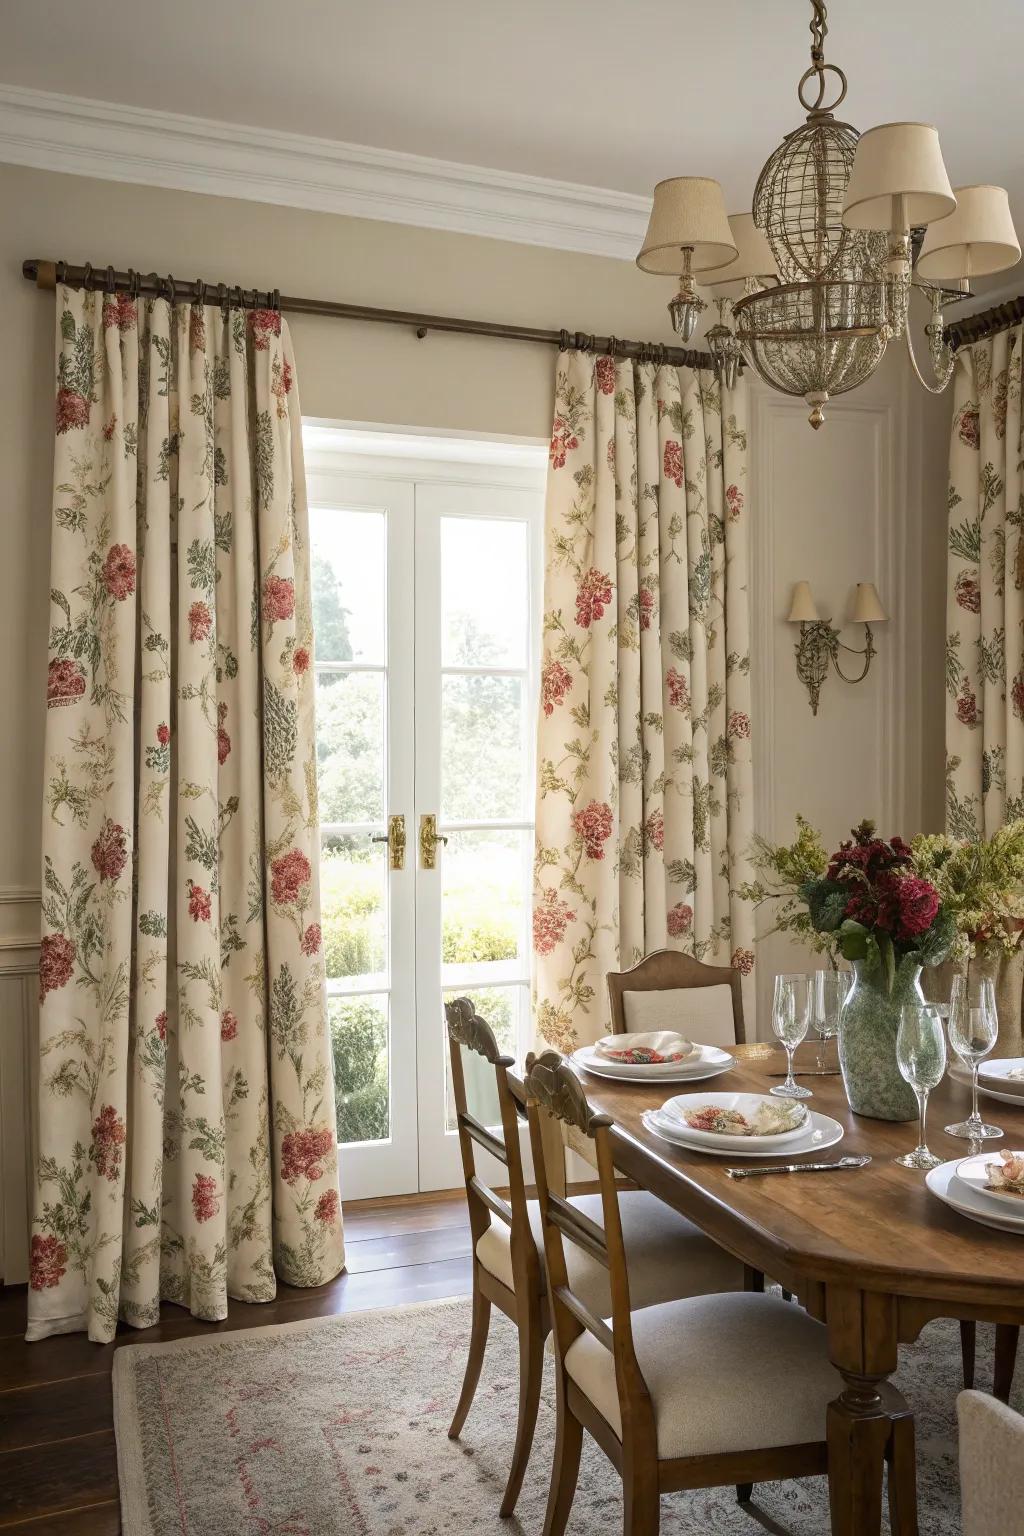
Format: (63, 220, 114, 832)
(641, 1104, 843, 1159)
(955, 1150, 1024, 1210)
(655, 1092, 812, 1149)
(572, 1036, 733, 1084)
(927, 1158, 1024, 1234)
(949, 1061, 1024, 1108)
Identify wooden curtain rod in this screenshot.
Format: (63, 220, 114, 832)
(945, 292, 1024, 351)
(22, 258, 719, 371)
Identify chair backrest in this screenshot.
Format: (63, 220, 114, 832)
(525, 1049, 656, 1446)
(607, 948, 745, 1046)
(957, 1389, 1024, 1536)
(445, 998, 539, 1295)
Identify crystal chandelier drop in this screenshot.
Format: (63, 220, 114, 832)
(638, 0, 1021, 427)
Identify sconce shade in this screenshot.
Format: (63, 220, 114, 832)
(698, 213, 778, 292)
(849, 582, 888, 623)
(636, 178, 738, 275)
(916, 185, 1022, 279)
(787, 580, 820, 623)
(842, 123, 955, 231)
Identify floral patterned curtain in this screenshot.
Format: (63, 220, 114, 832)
(29, 287, 343, 1344)
(533, 350, 754, 1051)
(946, 325, 1024, 838)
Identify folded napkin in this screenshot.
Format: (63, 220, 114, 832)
(595, 1031, 696, 1065)
(1008, 1067, 1024, 1082)
(986, 1150, 1024, 1197)
(680, 1099, 808, 1137)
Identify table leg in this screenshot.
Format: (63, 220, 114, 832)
(825, 1287, 914, 1536)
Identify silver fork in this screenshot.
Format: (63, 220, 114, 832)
(724, 1154, 871, 1179)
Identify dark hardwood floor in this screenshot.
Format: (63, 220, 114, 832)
(0, 1191, 473, 1533)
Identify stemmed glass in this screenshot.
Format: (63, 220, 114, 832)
(771, 973, 813, 1099)
(894, 1004, 947, 1170)
(945, 974, 1003, 1141)
(812, 968, 850, 1071)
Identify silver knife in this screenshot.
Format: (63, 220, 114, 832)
(725, 1154, 871, 1179)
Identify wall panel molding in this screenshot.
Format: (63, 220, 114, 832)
(0, 82, 651, 260)
(0, 888, 38, 1285)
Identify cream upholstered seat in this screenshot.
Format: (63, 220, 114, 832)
(475, 1190, 743, 1317)
(563, 1291, 841, 1459)
(958, 1389, 1024, 1536)
(622, 984, 737, 1049)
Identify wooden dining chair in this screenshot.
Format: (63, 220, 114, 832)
(444, 999, 747, 1519)
(606, 949, 746, 1047)
(957, 1390, 1024, 1536)
(524, 1049, 919, 1536)
(959, 1318, 1019, 1402)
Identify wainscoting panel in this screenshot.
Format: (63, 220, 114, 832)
(0, 889, 39, 1286)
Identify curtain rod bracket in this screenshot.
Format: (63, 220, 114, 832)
(415, 326, 428, 340)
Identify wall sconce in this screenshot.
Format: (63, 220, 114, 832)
(787, 581, 888, 715)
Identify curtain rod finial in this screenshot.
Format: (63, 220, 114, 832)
(28, 260, 57, 291)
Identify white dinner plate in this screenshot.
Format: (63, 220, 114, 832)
(979, 1058, 1024, 1086)
(656, 1091, 812, 1150)
(955, 1152, 1024, 1210)
(926, 1159, 1024, 1235)
(572, 1044, 734, 1085)
(642, 1107, 844, 1159)
(949, 1061, 1024, 1109)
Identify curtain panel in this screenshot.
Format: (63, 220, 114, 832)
(533, 350, 754, 1051)
(946, 325, 1024, 837)
(29, 287, 343, 1343)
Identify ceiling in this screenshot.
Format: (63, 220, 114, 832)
(4, 0, 1023, 286)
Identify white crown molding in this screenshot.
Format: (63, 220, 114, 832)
(0, 83, 652, 262)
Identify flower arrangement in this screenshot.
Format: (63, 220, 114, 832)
(910, 822, 1024, 957)
(743, 819, 955, 991)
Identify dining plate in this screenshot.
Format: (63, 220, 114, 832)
(656, 1091, 812, 1150)
(955, 1151, 1024, 1210)
(978, 1058, 1024, 1086)
(641, 1107, 844, 1159)
(571, 1044, 734, 1085)
(949, 1061, 1024, 1109)
(926, 1159, 1024, 1235)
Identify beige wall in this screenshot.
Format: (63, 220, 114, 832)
(0, 159, 952, 1276)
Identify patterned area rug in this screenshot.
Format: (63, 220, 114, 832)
(113, 1296, 1007, 1534)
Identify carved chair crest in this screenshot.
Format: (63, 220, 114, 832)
(525, 1049, 612, 1137)
(444, 996, 509, 1065)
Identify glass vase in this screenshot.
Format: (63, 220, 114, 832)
(838, 956, 921, 1122)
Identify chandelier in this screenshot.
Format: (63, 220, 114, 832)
(637, 0, 1021, 427)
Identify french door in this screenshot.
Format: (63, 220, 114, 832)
(306, 433, 543, 1198)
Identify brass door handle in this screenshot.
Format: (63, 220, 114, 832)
(371, 814, 406, 870)
(419, 813, 448, 870)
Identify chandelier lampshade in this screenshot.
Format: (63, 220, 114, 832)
(699, 213, 778, 293)
(636, 177, 737, 274)
(917, 185, 1022, 280)
(842, 124, 955, 232)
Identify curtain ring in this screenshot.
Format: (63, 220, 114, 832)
(166, 274, 177, 306)
(194, 278, 207, 307)
(104, 265, 116, 294)
(218, 282, 228, 318)
(82, 261, 94, 291)
(56, 260, 68, 285)
(233, 285, 244, 310)
(558, 328, 571, 352)
(127, 268, 140, 299)
(272, 288, 281, 313)
(607, 335, 618, 360)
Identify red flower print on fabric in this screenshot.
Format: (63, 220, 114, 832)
(249, 309, 282, 349)
(532, 889, 575, 956)
(725, 484, 744, 520)
(314, 1189, 340, 1225)
(91, 818, 128, 883)
(728, 711, 751, 740)
(192, 1173, 218, 1223)
(56, 387, 90, 434)
(220, 1010, 239, 1042)
(30, 1234, 67, 1290)
(638, 586, 654, 631)
(293, 647, 310, 675)
(38, 933, 75, 1002)
(100, 546, 134, 606)
(155, 1010, 168, 1042)
(217, 702, 231, 765)
(957, 407, 980, 449)
(281, 1126, 334, 1184)
(90, 1104, 126, 1181)
(572, 800, 613, 860)
(666, 903, 693, 937)
(666, 667, 690, 711)
(595, 355, 616, 395)
(731, 947, 755, 975)
(663, 440, 684, 488)
(301, 923, 322, 956)
(1013, 672, 1024, 722)
(187, 880, 212, 922)
(157, 722, 170, 746)
(271, 848, 311, 906)
(954, 570, 981, 613)
(47, 658, 86, 709)
(188, 306, 206, 354)
(262, 575, 295, 624)
(549, 415, 579, 470)
(102, 292, 138, 332)
(575, 567, 613, 629)
(956, 686, 980, 728)
(541, 657, 573, 716)
(103, 415, 117, 442)
(188, 601, 212, 643)
(644, 808, 665, 852)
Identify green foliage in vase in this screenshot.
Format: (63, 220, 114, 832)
(911, 821, 1024, 957)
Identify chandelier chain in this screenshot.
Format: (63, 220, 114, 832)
(809, 0, 828, 65)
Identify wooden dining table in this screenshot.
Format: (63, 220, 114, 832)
(516, 1042, 1024, 1536)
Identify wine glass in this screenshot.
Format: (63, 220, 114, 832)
(770, 973, 813, 1099)
(812, 968, 850, 1071)
(894, 1004, 947, 1170)
(945, 974, 1003, 1141)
